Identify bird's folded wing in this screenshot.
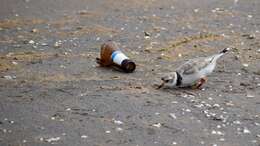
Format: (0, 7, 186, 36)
(177, 57, 210, 75)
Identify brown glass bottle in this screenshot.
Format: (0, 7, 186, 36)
(96, 41, 136, 73)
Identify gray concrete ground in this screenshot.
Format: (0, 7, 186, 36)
(0, 0, 260, 146)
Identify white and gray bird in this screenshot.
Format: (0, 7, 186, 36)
(158, 48, 231, 89)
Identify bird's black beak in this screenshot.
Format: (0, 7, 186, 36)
(157, 82, 165, 89)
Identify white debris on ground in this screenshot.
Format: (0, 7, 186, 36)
(113, 119, 123, 125)
(45, 137, 61, 143)
(28, 40, 35, 44)
(54, 41, 62, 48)
(116, 127, 123, 132)
(172, 141, 177, 145)
(169, 113, 177, 119)
(81, 135, 88, 139)
(3, 75, 16, 80)
(152, 123, 161, 128)
(243, 127, 251, 134)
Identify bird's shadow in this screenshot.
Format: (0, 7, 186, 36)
(95, 64, 130, 74)
(153, 83, 201, 96)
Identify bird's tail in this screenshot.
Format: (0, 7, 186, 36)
(210, 47, 231, 63)
(219, 47, 231, 54)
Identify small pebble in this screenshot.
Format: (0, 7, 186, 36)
(40, 43, 48, 46)
(3, 75, 13, 80)
(194, 104, 204, 108)
(29, 40, 35, 44)
(169, 113, 177, 119)
(60, 65, 66, 69)
(171, 101, 178, 104)
(233, 120, 241, 125)
(185, 109, 191, 112)
(45, 137, 60, 142)
(246, 94, 254, 98)
(113, 119, 123, 125)
(193, 9, 199, 13)
(116, 127, 123, 131)
(54, 41, 61, 48)
(243, 127, 251, 134)
(212, 130, 217, 134)
(39, 137, 44, 141)
(81, 135, 88, 139)
(242, 63, 249, 67)
(31, 29, 38, 33)
(247, 15, 253, 18)
(144, 36, 150, 39)
(217, 131, 224, 135)
(213, 104, 220, 108)
(12, 61, 18, 65)
(144, 31, 151, 37)
(155, 112, 160, 115)
(152, 123, 161, 128)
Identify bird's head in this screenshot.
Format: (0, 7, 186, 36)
(158, 72, 178, 89)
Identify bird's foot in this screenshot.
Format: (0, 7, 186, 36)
(192, 77, 207, 90)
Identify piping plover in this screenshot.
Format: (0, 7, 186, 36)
(158, 48, 230, 89)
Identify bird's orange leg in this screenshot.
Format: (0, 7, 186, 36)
(192, 77, 207, 89)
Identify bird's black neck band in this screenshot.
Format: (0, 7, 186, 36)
(176, 72, 182, 86)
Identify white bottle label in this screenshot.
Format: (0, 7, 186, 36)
(111, 51, 129, 65)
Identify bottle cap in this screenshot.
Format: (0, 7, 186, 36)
(121, 59, 136, 73)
